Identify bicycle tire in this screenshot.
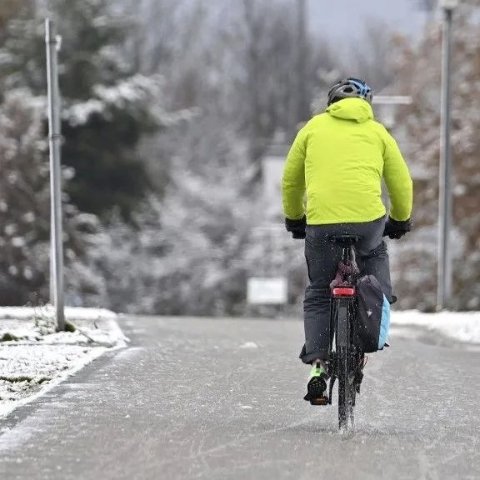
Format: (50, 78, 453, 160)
(335, 301, 355, 431)
(330, 239, 360, 431)
(337, 348, 348, 429)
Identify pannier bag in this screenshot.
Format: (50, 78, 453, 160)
(355, 275, 390, 352)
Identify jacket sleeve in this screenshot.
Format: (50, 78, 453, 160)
(282, 127, 307, 220)
(382, 130, 413, 221)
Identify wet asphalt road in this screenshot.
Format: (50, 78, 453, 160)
(0, 315, 479, 480)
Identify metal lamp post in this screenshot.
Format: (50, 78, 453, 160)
(437, 0, 458, 310)
(45, 19, 65, 331)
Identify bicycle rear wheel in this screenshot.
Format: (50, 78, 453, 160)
(335, 300, 355, 431)
(337, 348, 354, 430)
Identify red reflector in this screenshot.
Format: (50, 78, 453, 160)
(332, 287, 356, 297)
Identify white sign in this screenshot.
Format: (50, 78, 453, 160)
(247, 277, 288, 305)
(439, 0, 458, 10)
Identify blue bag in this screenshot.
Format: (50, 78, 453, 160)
(355, 275, 390, 352)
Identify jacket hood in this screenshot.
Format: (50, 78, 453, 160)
(326, 97, 374, 123)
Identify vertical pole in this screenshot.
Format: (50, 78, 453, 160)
(45, 19, 65, 331)
(242, 0, 261, 163)
(297, 0, 309, 123)
(437, 7, 453, 310)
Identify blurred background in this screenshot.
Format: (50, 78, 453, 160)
(0, 0, 478, 315)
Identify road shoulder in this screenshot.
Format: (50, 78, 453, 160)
(0, 306, 127, 420)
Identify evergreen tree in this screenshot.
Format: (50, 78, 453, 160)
(0, 89, 107, 305)
(0, 0, 159, 220)
(0, 90, 49, 304)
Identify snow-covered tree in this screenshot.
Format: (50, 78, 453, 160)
(98, 116, 254, 315)
(391, 0, 480, 310)
(3, 0, 434, 315)
(0, 89, 107, 306)
(0, 90, 49, 304)
(0, 0, 160, 220)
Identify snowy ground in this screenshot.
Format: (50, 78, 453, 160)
(391, 310, 480, 345)
(0, 306, 127, 418)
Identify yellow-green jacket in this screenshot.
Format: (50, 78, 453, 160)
(282, 98, 413, 224)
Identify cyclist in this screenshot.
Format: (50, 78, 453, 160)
(281, 78, 413, 402)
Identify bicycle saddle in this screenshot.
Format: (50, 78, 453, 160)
(329, 234, 362, 247)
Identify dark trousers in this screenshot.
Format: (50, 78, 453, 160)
(300, 216, 392, 364)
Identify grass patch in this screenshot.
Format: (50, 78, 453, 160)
(0, 333, 19, 342)
(0, 375, 51, 383)
(65, 321, 76, 333)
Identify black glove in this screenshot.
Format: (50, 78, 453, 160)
(383, 217, 411, 239)
(285, 216, 306, 239)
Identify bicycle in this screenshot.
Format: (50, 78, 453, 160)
(330, 234, 366, 431)
(307, 234, 365, 431)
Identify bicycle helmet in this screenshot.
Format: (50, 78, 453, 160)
(327, 77, 373, 106)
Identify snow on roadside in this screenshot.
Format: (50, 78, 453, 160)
(0, 306, 127, 419)
(392, 310, 480, 344)
(0, 306, 117, 322)
(0, 306, 126, 347)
